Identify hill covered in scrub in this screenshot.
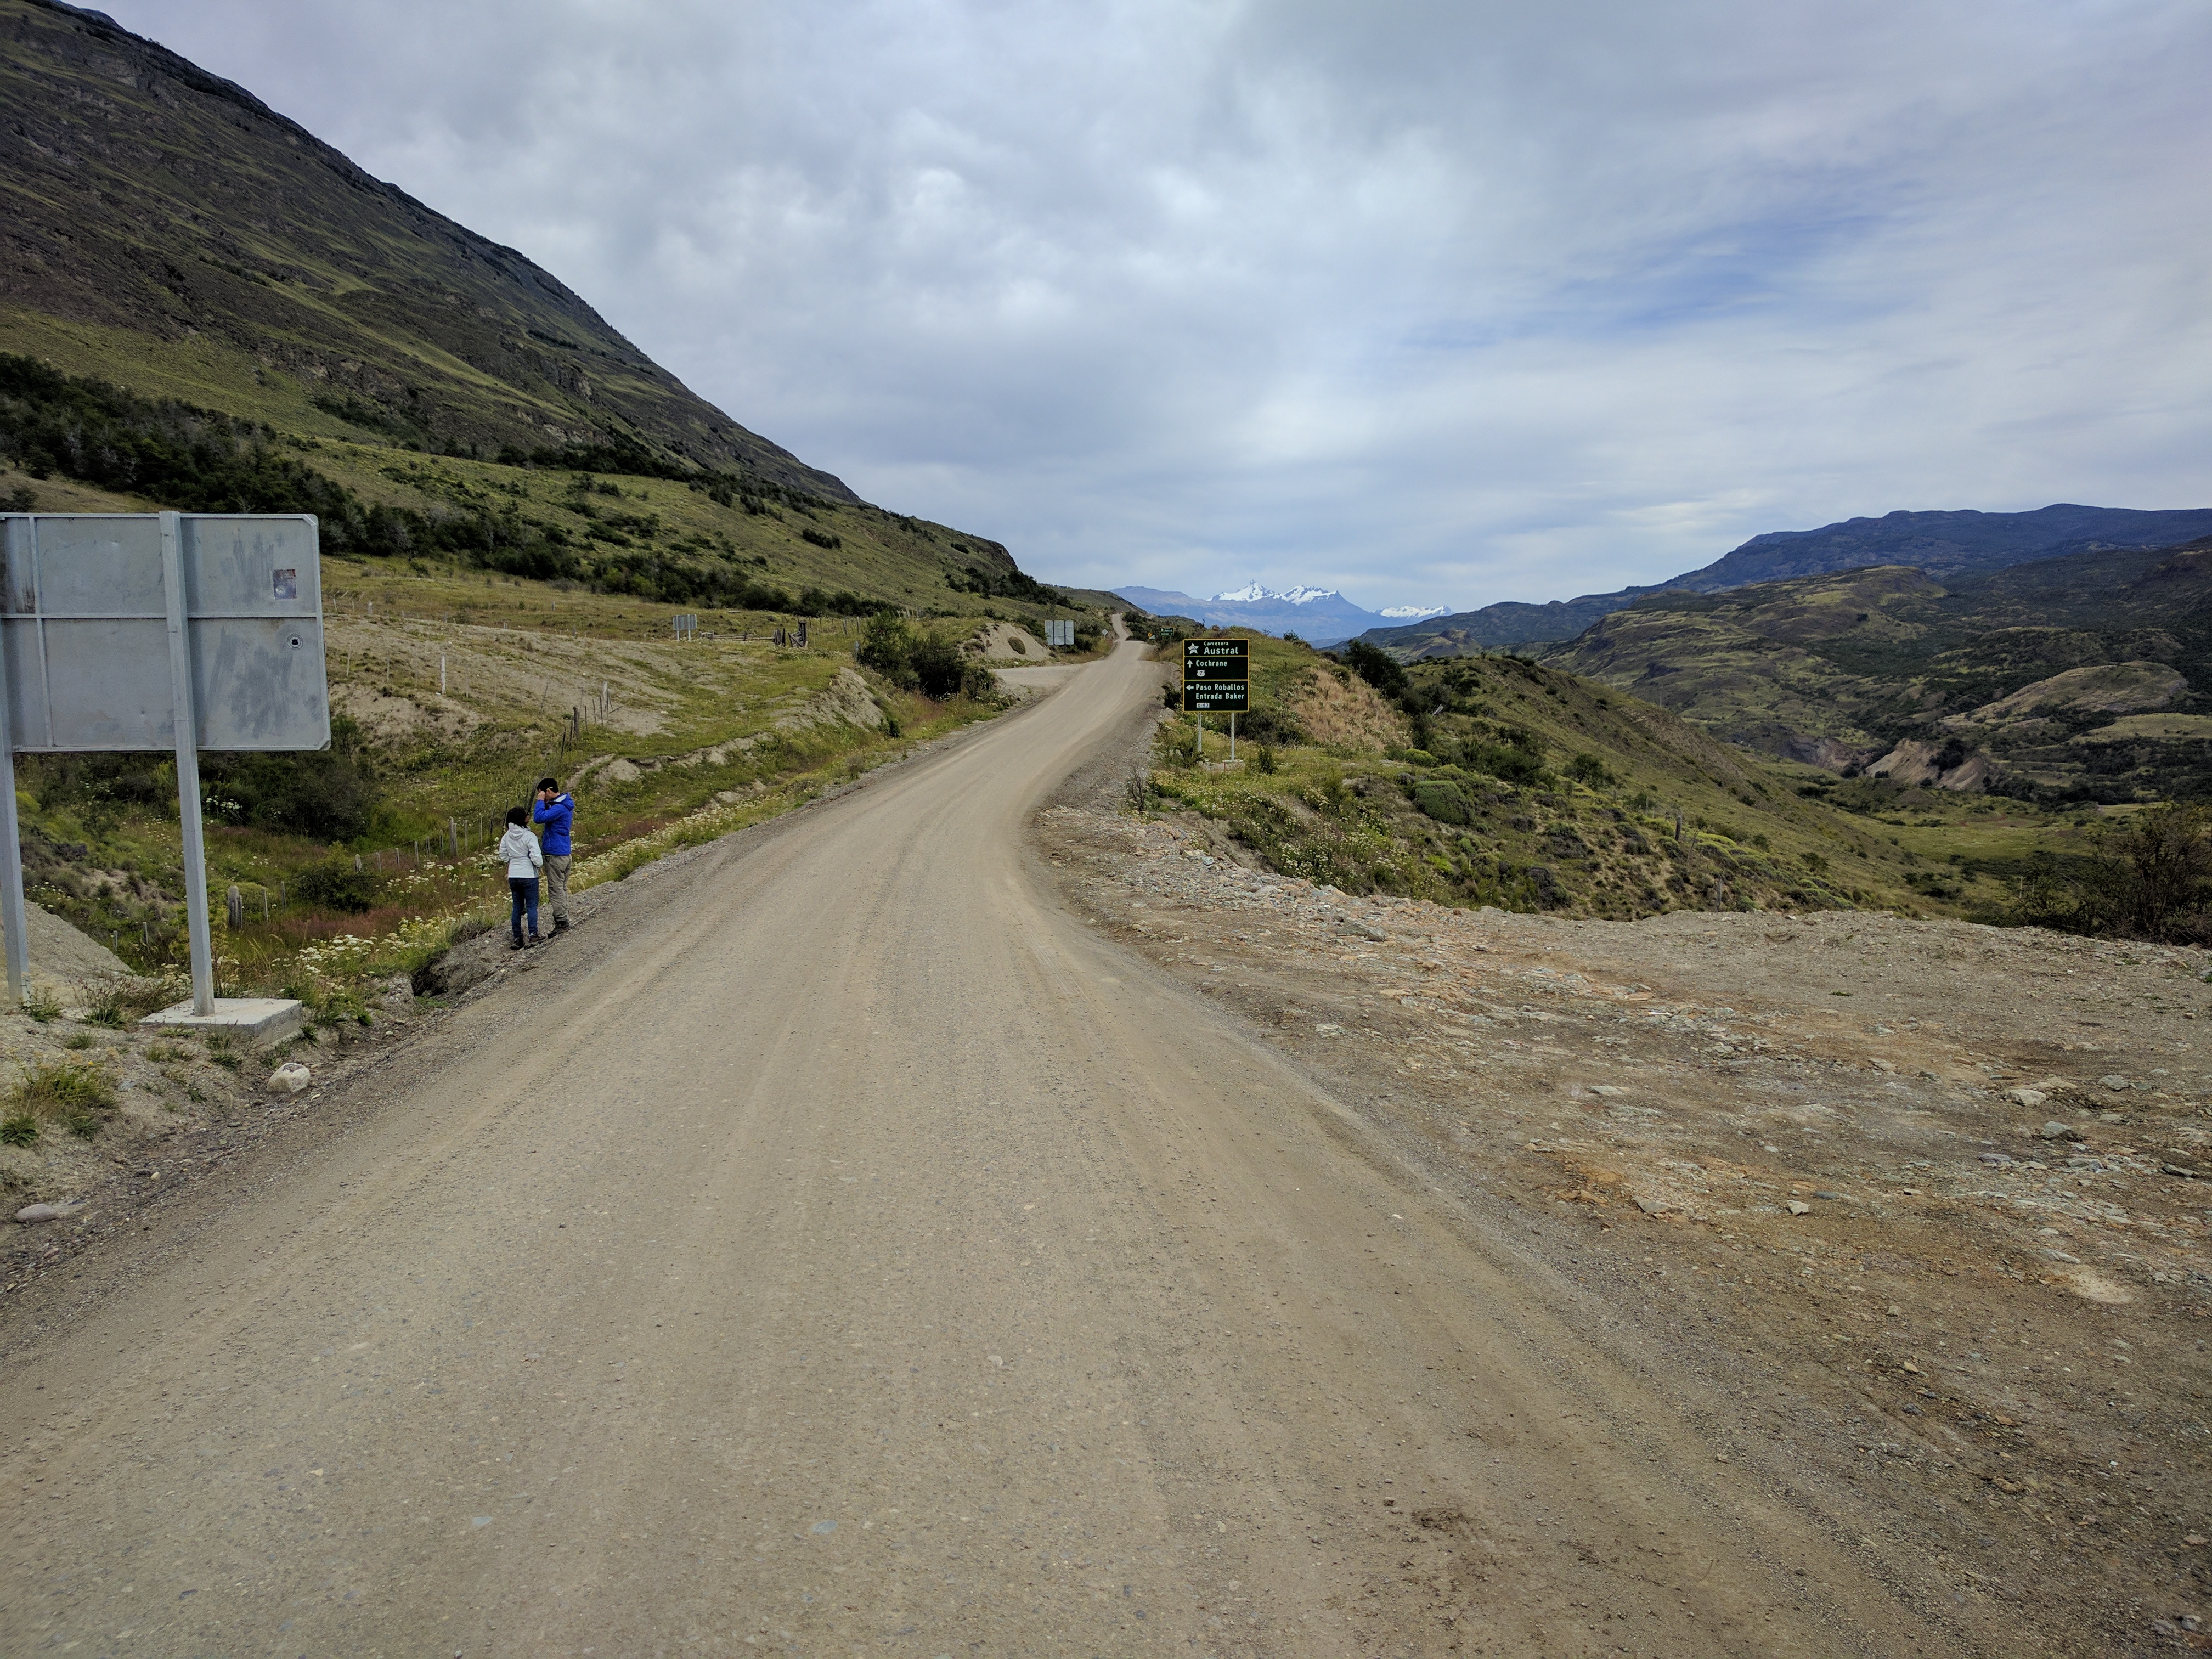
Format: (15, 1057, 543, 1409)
(1544, 538, 2212, 805)
(0, 0, 1125, 1004)
(0, 351, 1082, 618)
(1142, 632, 2057, 921)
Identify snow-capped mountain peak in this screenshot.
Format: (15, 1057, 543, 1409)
(1114, 580, 1444, 646)
(1210, 582, 1341, 605)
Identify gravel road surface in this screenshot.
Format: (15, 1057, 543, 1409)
(3, 640, 1982, 1655)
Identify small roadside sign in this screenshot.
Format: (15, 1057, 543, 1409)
(1045, 618, 1075, 647)
(1182, 637, 1248, 712)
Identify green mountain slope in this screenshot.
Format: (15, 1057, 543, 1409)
(0, 0, 843, 492)
(0, 0, 1096, 627)
(1146, 633, 2052, 919)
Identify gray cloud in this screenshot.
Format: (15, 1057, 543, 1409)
(111, 0, 2212, 607)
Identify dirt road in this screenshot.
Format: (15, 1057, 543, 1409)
(5, 640, 1998, 1655)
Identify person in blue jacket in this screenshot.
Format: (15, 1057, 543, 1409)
(533, 776, 575, 933)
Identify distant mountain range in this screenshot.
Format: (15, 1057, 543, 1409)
(1114, 584, 1446, 644)
(1541, 533, 2212, 803)
(1358, 505, 2212, 657)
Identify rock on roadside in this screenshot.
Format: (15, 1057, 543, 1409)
(14, 1200, 87, 1224)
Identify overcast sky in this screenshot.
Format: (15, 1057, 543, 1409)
(109, 1, 2212, 611)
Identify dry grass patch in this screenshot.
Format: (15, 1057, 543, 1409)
(2, 1062, 118, 1144)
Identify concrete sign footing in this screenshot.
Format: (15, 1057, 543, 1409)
(138, 997, 305, 1047)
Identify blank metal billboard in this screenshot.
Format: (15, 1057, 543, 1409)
(0, 514, 330, 752)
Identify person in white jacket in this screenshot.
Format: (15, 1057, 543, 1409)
(498, 805, 545, 949)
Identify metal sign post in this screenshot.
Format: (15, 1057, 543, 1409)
(158, 512, 217, 1014)
(0, 512, 330, 1035)
(0, 649, 25, 1005)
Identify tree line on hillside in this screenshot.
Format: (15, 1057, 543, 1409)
(0, 356, 1032, 618)
(945, 562, 1070, 606)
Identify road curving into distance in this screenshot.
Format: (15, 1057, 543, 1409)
(2, 635, 1982, 1655)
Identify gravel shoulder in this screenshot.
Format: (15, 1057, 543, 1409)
(1036, 796, 2212, 1654)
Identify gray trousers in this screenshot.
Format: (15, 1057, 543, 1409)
(544, 853, 572, 925)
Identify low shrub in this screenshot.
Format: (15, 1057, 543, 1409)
(1341, 641, 1412, 703)
(857, 613, 916, 680)
(293, 860, 380, 913)
(859, 614, 992, 701)
(1410, 778, 1475, 826)
(11, 1061, 117, 1138)
(908, 633, 969, 699)
(1236, 706, 1306, 746)
(1460, 741, 1544, 786)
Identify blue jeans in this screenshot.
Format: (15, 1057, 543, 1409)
(509, 876, 540, 943)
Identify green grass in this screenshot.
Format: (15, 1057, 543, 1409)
(1143, 634, 2092, 922)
